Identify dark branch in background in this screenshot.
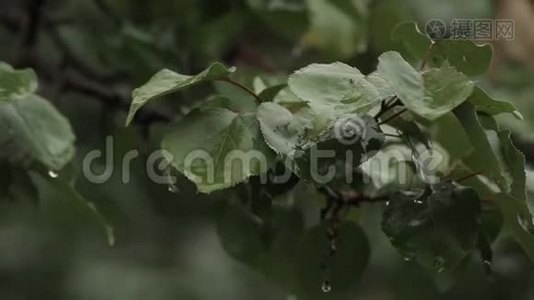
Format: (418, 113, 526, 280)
(22, 0, 45, 47)
(93, 0, 122, 27)
(0, 1, 172, 125)
(45, 23, 127, 82)
(0, 10, 20, 32)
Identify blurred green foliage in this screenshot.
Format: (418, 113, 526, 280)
(1, 0, 534, 299)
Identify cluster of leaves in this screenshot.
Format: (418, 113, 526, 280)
(126, 21, 534, 296)
(0, 62, 114, 246)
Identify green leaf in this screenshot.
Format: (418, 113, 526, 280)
(468, 87, 520, 119)
(429, 40, 493, 77)
(126, 62, 236, 125)
(377, 52, 475, 120)
(303, 0, 367, 58)
(216, 202, 267, 264)
(454, 103, 511, 192)
(494, 194, 534, 262)
(390, 22, 493, 77)
(445, 115, 532, 260)
(288, 62, 378, 120)
(366, 72, 395, 99)
(203, 94, 257, 113)
(258, 84, 287, 103)
(257, 102, 308, 156)
(216, 195, 306, 292)
(391, 21, 432, 62)
(425, 112, 474, 159)
(0, 94, 75, 171)
(34, 172, 115, 247)
(421, 62, 475, 119)
(382, 183, 481, 271)
(497, 131, 527, 202)
(0, 62, 38, 101)
(337, 77, 380, 114)
(295, 222, 370, 299)
(377, 51, 424, 108)
(8, 168, 39, 204)
(162, 101, 275, 194)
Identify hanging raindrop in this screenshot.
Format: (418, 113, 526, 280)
(483, 260, 493, 275)
(166, 172, 179, 193)
(517, 214, 534, 234)
(48, 170, 59, 179)
(321, 281, 332, 293)
(167, 184, 179, 193)
(433, 256, 445, 273)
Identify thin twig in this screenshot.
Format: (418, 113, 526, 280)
(378, 108, 408, 126)
(219, 77, 263, 104)
(22, 0, 45, 47)
(374, 97, 401, 122)
(454, 172, 484, 184)
(420, 42, 435, 71)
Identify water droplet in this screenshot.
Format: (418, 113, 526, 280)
(413, 200, 424, 205)
(321, 281, 332, 293)
(517, 214, 534, 234)
(483, 260, 493, 275)
(404, 256, 412, 262)
(433, 256, 445, 272)
(409, 219, 424, 227)
(401, 189, 426, 199)
(385, 201, 390, 207)
(167, 184, 179, 193)
(48, 170, 59, 179)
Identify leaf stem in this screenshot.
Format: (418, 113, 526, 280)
(374, 97, 402, 122)
(219, 77, 263, 104)
(420, 42, 435, 71)
(454, 172, 484, 184)
(378, 108, 408, 126)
